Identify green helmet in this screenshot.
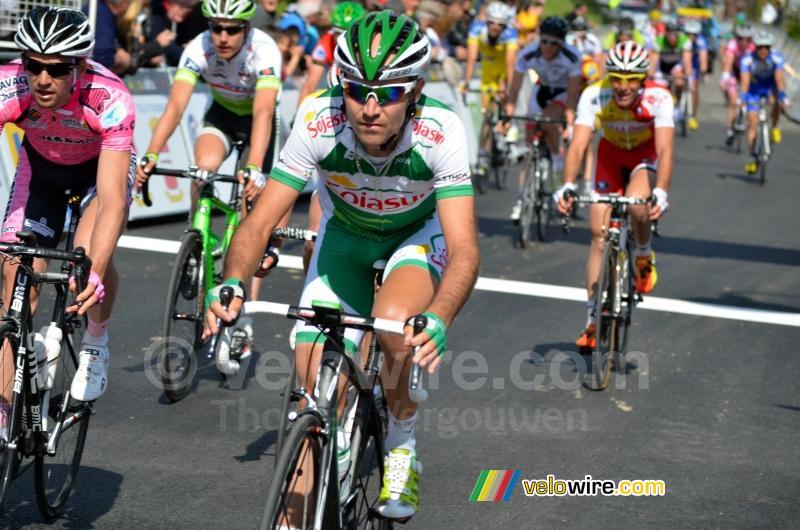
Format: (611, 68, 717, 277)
(201, 0, 256, 21)
(335, 10, 431, 81)
(332, 2, 365, 31)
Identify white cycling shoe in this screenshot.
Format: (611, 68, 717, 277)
(70, 341, 109, 402)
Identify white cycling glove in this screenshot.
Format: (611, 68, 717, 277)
(242, 165, 267, 189)
(553, 181, 577, 205)
(652, 187, 669, 215)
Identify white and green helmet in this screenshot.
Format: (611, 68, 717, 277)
(201, 0, 256, 20)
(335, 10, 431, 82)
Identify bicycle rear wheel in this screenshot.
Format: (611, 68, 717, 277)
(161, 230, 204, 402)
(35, 315, 90, 520)
(589, 243, 620, 391)
(0, 325, 22, 514)
(758, 123, 769, 186)
(261, 414, 325, 530)
(274, 351, 297, 466)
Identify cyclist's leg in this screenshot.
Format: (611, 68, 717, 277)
(372, 216, 444, 519)
(0, 146, 68, 409)
(626, 149, 659, 293)
(745, 95, 760, 153)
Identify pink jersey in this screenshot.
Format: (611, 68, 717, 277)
(725, 38, 755, 75)
(0, 59, 135, 165)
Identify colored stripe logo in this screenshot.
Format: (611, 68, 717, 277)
(469, 470, 521, 501)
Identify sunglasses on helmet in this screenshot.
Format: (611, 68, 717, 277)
(341, 78, 417, 105)
(208, 22, 247, 35)
(21, 55, 75, 77)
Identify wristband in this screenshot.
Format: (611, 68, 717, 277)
(69, 271, 105, 304)
(141, 152, 158, 166)
(208, 277, 246, 305)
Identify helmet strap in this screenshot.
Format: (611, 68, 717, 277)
(69, 58, 78, 94)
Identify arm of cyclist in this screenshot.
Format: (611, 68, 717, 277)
(135, 79, 193, 188)
(556, 124, 592, 214)
(68, 149, 130, 314)
(682, 49, 694, 80)
(505, 44, 518, 98)
(651, 126, 674, 220)
(775, 68, 788, 110)
(239, 86, 278, 201)
(504, 67, 525, 123)
(461, 39, 480, 97)
(408, 195, 479, 373)
(564, 74, 582, 137)
(202, 179, 299, 337)
(700, 50, 709, 79)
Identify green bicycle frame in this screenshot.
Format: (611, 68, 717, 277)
(192, 182, 241, 310)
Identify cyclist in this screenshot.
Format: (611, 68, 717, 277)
(461, 1, 518, 113)
(740, 31, 788, 174)
(0, 7, 137, 429)
(555, 42, 673, 351)
(721, 23, 754, 145)
(650, 19, 693, 110)
(603, 16, 650, 51)
(204, 11, 478, 522)
(685, 19, 708, 131)
(136, 0, 284, 360)
(297, 1, 365, 104)
(505, 16, 582, 222)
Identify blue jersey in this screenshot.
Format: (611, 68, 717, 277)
(740, 49, 784, 91)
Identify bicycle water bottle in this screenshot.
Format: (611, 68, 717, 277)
(42, 323, 63, 390)
(32, 332, 47, 390)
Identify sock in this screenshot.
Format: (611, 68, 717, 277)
(384, 411, 417, 453)
(586, 299, 595, 328)
(635, 241, 652, 259)
(86, 317, 110, 346)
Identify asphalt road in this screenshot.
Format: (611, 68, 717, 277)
(3, 83, 800, 529)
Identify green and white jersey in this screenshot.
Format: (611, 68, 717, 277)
(175, 28, 282, 116)
(272, 85, 474, 240)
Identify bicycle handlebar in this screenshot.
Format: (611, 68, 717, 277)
(504, 114, 567, 124)
(148, 166, 240, 183)
(242, 301, 406, 335)
(560, 191, 656, 233)
(271, 227, 318, 242)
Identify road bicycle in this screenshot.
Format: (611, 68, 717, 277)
(511, 114, 565, 247)
(0, 195, 93, 520)
(144, 147, 247, 402)
(252, 295, 428, 529)
(562, 191, 655, 391)
(466, 91, 511, 193)
(728, 99, 747, 153)
(751, 97, 773, 186)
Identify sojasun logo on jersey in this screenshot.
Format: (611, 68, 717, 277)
(326, 174, 430, 213)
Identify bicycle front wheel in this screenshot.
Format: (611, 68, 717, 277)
(345, 389, 392, 530)
(759, 123, 770, 186)
(589, 243, 620, 391)
(161, 229, 204, 402)
(518, 158, 537, 248)
(536, 158, 554, 242)
(35, 316, 90, 521)
(0, 325, 22, 514)
(261, 414, 325, 530)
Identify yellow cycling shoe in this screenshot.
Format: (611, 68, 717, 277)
(635, 251, 658, 295)
(745, 159, 758, 174)
(772, 127, 782, 144)
(688, 117, 699, 130)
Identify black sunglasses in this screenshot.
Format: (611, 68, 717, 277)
(540, 38, 562, 47)
(209, 22, 247, 35)
(21, 55, 75, 77)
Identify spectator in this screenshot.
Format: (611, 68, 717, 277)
(266, 25, 305, 80)
(278, 0, 322, 55)
(86, 0, 133, 74)
(416, 1, 446, 62)
(566, 3, 588, 24)
(445, 0, 473, 61)
(251, 0, 280, 30)
(516, 0, 544, 44)
(401, 0, 420, 17)
(146, 0, 205, 67)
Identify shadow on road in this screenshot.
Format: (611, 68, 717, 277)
(233, 429, 278, 464)
(3, 466, 122, 529)
(775, 404, 800, 413)
(716, 171, 763, 186)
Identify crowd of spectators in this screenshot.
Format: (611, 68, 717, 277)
(85, 0, 565, 81)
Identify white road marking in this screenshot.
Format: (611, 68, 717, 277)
(118, 235, 800, 328)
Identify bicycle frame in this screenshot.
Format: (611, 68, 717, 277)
(192, 181, 242, 309)
(2, 200, 91, 459)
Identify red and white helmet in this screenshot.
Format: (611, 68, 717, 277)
(605, 41, 649, 75)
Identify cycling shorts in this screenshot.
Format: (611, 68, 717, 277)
(200, 102, 278, 172)
(529, 85, 567, 116)
(1, 140, 135, 248)
(744, 86, 777, 112)
(293, 211, 447, 355)
(657, 61, 684, 78)
(594, 138, 657, 195)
